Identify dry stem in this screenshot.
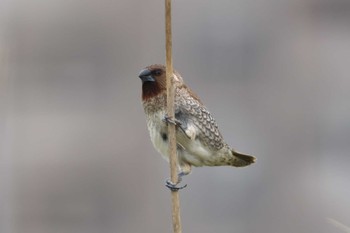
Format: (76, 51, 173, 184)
(165, 0, 183, 232)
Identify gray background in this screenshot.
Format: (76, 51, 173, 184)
(1, 0, 350, 232)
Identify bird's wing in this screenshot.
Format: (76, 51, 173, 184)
(174, 87, 225, 151)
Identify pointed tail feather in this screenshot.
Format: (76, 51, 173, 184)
(231, 150, 256, 167)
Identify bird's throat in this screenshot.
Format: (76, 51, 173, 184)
(142, 82, 164, 101)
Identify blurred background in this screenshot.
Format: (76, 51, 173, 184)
(1, 0, 350, 232)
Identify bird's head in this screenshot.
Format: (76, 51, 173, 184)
(138, 64, 183, 101)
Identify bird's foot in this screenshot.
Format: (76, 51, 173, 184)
(165, 180, 187, 191)
(163, 114, 181, 126)
(165, 172, 187, 191)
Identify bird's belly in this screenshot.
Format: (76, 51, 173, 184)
(149, 126, 170, 162)
(180, 138, 214, 166)
(147, 111, 170, 162)
(146, 111, 216, 167)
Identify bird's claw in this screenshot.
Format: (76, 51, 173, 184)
(165, 179, 187, 191)
(163, 114, 181, 126)
(165, 172, 188, 191)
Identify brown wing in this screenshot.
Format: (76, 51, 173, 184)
(175, 85, 226, 151)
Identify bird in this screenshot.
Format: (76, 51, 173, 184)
(138, 64, 256, 190)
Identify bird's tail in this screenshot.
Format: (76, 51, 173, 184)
(231, 150, 256, 167)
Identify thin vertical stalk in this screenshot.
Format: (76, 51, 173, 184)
(165, 0, 183, 232)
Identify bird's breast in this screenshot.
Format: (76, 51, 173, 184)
(146, 110, 170, 161)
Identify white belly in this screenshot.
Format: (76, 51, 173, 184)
(146, 111, 214, 167)
(147, 111, 171, 162)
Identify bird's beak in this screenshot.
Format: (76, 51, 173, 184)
(138, 69, 155, 83)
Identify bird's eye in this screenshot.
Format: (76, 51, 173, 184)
(153, 70, 162, 76)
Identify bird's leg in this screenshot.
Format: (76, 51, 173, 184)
(163, 114, 182, 126)
(163, 114, 190, 137)
(163, 114, 190, 191)
(165, 172, 188, 191)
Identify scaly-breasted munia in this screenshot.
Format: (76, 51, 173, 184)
(139, 64, 256, 190)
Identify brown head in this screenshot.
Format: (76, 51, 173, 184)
(138, 64, 166, 101)
(138, 64, 203, 104)
(138, 64, 185, 101)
